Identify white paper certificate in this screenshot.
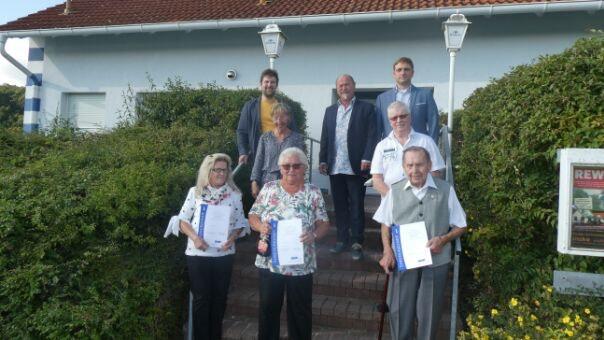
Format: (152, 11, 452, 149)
(271, 219, 304, 266)
(391, 221, 433, 271)
(198, 204, 230, 248)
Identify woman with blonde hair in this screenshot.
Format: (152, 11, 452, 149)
(178, 153, 249, 340)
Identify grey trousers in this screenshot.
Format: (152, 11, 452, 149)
(387, 264, 449, 340)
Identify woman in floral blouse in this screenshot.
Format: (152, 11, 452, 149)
(248, 147, 329, 340)
(178, 153, 249, 340)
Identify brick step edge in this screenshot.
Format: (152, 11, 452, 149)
(222, 314, 382, 340)
(231, 265, 387, 300)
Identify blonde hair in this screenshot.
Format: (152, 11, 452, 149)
(195, 153, 240, 196)
(270, 102, 292, 119)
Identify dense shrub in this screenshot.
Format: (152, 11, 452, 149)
(0, 84, 24, 129)
(0, 82, 307, 338)
(455, 36, 604, 336)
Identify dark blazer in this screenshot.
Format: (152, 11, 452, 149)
(375, 85, 440, 143)
(319, 99, 378, 176)
(236, 97, 297, 164)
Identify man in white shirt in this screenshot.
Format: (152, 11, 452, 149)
(373, 146, 466, 340)
(371, 101, 445, 197)
(319, 74, 379, 260)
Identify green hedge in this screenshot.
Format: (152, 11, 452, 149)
(0, 82, 306, 338)
(456, 36, 604, 337)
(0, 84, 24, 129)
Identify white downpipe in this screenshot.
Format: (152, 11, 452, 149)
(447, 51, 457, 149)
(0, 35, 33, 78)
(0, 1, 602, 38)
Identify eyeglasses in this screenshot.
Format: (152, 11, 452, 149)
(211, 168, 228, 174)
(280, 163, 304, 171)
(389, 114, 409, 122)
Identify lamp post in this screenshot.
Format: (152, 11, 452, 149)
(443, 13, 470, 148)
(258, 24, 287, 70)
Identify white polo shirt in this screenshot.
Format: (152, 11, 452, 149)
(371, 130, 445, 186)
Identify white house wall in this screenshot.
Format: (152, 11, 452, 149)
(34, 11, 601, 139)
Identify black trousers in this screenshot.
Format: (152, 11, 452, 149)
(186, 254, 235, 340)
(329, 174, 367, 245)
(258, 268, 313, 340)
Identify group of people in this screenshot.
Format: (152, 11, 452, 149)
(176, 57, 467, 340)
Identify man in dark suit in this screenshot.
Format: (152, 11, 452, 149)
(375, 57, 440, 143)
(319, 74, 379, 260)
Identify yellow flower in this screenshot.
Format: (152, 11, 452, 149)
(530, 314, 538, 321)
(564, 329, 574, 337)
(562, 315, 571, 324)
(546, 286, 553, 293)
(535, 326, 543, 332)
(524, 335, 531, 340)
(491, 308, 498, 316)
(533, 300, 540, 307)
(510, 297, 519, 307)
(478, 314, 484, 320)
(517, 316, 523, 324)
(584, 308, 591, 315)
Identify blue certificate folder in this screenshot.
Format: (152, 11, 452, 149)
(391, 224, 407, 272)
(270, 220, 304, 267)
(197, 203, 229, 247)
(270, 220, 280, 267)
(198, 204, 208, 238)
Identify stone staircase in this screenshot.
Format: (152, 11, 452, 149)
(221, 194, 459, 339)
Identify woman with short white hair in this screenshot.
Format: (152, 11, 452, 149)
(249, 147, 329, 340)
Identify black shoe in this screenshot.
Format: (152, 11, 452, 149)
(329, 242, 346, 254)
(351, 243, 363, 261)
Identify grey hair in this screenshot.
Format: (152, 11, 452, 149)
(278, 147, 308, 169)
(335, 74, 356, 86)
(271, 102, 292, 119)
(403, 146, 431, 165)
(195, 153, 240, 197)
(387, 101, 411, 119)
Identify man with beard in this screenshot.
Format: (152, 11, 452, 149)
(237, 69, 296, 166)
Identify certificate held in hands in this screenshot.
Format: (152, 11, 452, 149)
(198, 204, 231, 247)
(391, 222, 433, 272)
(271, 219, 304, 267)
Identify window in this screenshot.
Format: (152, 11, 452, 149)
(65, 93, 106, 131)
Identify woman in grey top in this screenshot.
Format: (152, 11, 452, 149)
(251, 102, 305, 198)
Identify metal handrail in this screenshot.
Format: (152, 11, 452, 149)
(303, 135, 321, 184)
(441, 125, 462, 340)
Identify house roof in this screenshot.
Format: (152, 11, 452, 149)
(0, 0, 595, 34)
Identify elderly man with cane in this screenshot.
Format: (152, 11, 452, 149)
(374, 146, 466, 340)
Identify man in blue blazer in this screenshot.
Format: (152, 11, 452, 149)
(319, 74, 379, 260)
(375, 57, 440, 143)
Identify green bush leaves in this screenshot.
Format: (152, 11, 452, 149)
(456, 35, 604, 313)
(0, 82, 306, 338)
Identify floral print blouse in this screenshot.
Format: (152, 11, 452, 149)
(250, 180, 329, 276)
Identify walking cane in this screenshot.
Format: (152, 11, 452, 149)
(377, 273, 390, 340)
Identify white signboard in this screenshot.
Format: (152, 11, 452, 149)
(557, 148, 604, 257)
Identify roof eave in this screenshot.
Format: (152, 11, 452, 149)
(0, 1, 602, 38)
